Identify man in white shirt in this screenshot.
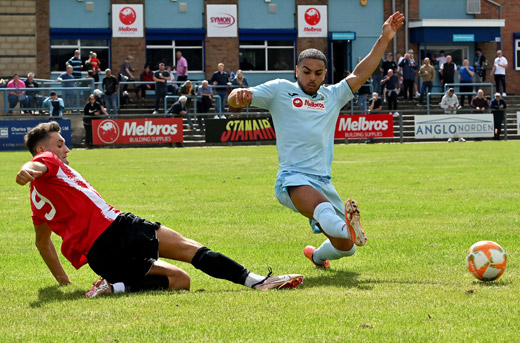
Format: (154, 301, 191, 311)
(490, 50, 508, 97)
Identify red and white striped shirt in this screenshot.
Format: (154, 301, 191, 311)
(30, 151, 120, 269)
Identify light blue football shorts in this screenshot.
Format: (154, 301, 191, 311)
(274, 170, 345, 234)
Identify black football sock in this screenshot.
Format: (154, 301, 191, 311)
(126, 275, 170, 292)
(191, 246, 249, 285)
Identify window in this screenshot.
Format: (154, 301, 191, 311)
(516, 39, 520, 71)
(239, 40, 294, 72)
(50, 39, 109, 72)
(146, 40, 203, 71)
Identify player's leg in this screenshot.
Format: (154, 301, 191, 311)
(288, 185, 350, 240)
(156, 226, 302, 290)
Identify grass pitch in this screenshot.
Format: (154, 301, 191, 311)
(1, 141, 519, 342)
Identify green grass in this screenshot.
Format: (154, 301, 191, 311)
(1, 142, 519, 342)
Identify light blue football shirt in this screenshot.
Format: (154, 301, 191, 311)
(250, 78, 354, 176)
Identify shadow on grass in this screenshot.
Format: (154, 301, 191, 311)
(301, 269, 366, 289)
(30, 285, 86, 308)
(302, 270, 451, 290)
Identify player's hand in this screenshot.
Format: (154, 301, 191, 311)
(233, 89, 253, 107)
(382, 12, 405, 42)
(16, 168, 43, 185)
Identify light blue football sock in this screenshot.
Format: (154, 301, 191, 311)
(313, 239, 356, 264)
(313, 202, 349, 239)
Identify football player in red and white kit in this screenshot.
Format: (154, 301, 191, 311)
(16, 121, 303, 297)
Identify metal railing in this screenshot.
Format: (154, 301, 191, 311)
(164, 95, 223, 115)
(1, 79, 95, 114)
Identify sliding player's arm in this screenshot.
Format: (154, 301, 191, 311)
(34, 222, 71, 286)
(16, 161, 47, 186)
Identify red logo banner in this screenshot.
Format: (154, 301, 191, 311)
(92, 118, 183, 145)
(335, 114, 394, 139)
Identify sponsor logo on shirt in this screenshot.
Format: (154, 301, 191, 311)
(292, 97, 326, 111)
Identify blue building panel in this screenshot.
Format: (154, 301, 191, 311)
(411, 27, 501, 43)
(50, 0, 110, 29)
(145, 0, 204, 29)
(420, 0, 473, 20)
(238, 0, 295, 29)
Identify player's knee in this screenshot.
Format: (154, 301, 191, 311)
(168, 270, 191, 290)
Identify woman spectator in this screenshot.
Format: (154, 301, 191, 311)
(138, 64, 154, 99)
(231, 69, 248, 88)
(229, 70, 248, 113)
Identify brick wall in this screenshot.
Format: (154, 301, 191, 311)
(204, 0, 239, 80)
(0, 0, 37, 78)
(478, 0, 519, 95)
(295, 0, 328, 61)
(36, 0, 50, 79)
(111, 0, 146, 78)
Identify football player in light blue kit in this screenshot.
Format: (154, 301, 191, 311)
(229, 12, 404, 268)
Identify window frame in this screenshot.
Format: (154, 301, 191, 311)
(145, 40, 204, 72)
(239, 40, 295, 73)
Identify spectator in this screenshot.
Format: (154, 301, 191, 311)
(102, 68, 119, 116)
(66, 50, 83, 79)
(25, 72, 42, 113)
(418, 57, 435, 106)
(168, 95, 194, 131)
(152, 63, 169, 114)
(407, 49, 420, 98)
(179, 80, 196, 110)
(440, 88, 460, 114)
(473, 48, 487, 83)
(470, 89, 489, 113)
(490, 50, 508, 96)
(458, 59, 475, 107)
(42, 91, 64, 117)
(231, 70, 249, 88)
(440, 55, 457, 89)
(138, 64, 154, 99)
(83, 93, 108, 148)
(57, 65, 76, 109)
(395, 52, 402, 73)
(210, 62, 230, 116)
(357, 78, 371, 113)
(436, 50, 447, 67)
(368, 92, 383, 113)
(229, 70, 249, 114)
(89, 52, 101, 85)
(380, 52, 397, 79)
(381, 69, 399, 110)
(93, 88, 104, 106)
(166, 66, 178, 95)
(119, 55, 135, 96)
(398, 53, 417, 101)
(490, 92, 507, 140)
(440, 89, 465, 142)
(197, 80, 213, 114)
(7, 73, 29, 114)
(175, 51, 188, 82)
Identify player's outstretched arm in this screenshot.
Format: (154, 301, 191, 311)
(347, 12, 404, 92)
(228, 88, 252, 108)
(34, 223, 71, 286)
(16, 161, 47, 186)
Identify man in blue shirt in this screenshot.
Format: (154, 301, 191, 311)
(57, 65, 76, 109)
(458, 59, 475, 107)
(229, 12, 404, 268)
